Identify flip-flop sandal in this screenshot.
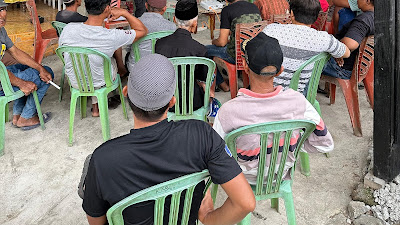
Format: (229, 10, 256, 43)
(11, 123, 19, 128)
(20, 112, 52, 131)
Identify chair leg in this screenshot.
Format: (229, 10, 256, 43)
(329, 83, 336, 105)
(69, 94, 78, 146)
(237, 213, 251, 225)
(0, 102, 6, 156)
(300, 152, 310, 177)
(271, 198, 279, 212)
(282, 191, 297, 225)
(363, 64, 374, 109)
(211, 183, 218, 204)
(227, 65, 237, 99)
(118, 79, 128, 120)
(5, 103, 9, 122)
(34, 41, 48, 64)
(98, 93, 111, 142)
(32, 91, 45, 130)
(337, 78, 362, 137)
(80, 96, 87, 119)
(59, 68, 65, 102)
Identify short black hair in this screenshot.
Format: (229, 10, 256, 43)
(64, 0, 76, 7)
(128, 97, 169, 122)
(85, 0, 110, 15)
(226, 0, 236, 3)
(147, 4, 164, 13)
(289, 0, 321, 25)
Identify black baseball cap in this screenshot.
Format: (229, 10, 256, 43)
(241, 32, 283, 76)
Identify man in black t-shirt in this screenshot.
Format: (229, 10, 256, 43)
(206, 0, 261, 92)
(82, 54, 255, 225)
(322, 0, 374, 80)
(56, 0, 88, 24)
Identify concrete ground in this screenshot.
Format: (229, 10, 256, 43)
(0, 15, 373, 225)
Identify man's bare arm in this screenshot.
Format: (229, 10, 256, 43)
(198, 173, 256, 225)
(7, 46, 52, 82)
(212, 29, 230, 47)
(7, 70, 37, 95)
(332, 0, 350, 8)
(109, 8, 148, 41)
(87, 214, 107, 225)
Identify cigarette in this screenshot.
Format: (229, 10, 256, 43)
(49, 81, 60, 90)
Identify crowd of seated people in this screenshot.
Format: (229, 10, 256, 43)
(0, 0, 375, 223)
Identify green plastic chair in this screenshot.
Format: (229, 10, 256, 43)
(224, 120, 316, 225)
(51, 21, 67, 102)
(0, 61, 45, 156)
(289, 52, 330, 177)
(131, 30, 174, 63)
(163, 8, 175, 22)
(167, 57, 215, 122)
(55, 46, 128, 146)
(106, 170, 210, 225)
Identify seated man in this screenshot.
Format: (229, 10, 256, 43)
(332, 0, 362, 34)
(206, 0, 261, 92)
(155, 0, 209, 112)
(82, 54, 256, 225)
(127, 0, 176, 71)
(0, 1, 54, 130)
(213, 33, 334, 183)
(262, 0, 350, 95)
(322, 0, 374, 80)
(255, 0, 289, 21)
(56, 0, 87, 24)
(59, 0, 147, 116)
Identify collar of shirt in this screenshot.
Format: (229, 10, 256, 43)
(174, 28, 192, 37)
(129, 118, 171, 136)
(140, 12, 165, 19)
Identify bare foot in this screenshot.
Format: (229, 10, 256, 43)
(12, 115, 20, 126)
(92, 103, 99, 117)
(16, 116, 40, 127)
(219, 81, 230, 92)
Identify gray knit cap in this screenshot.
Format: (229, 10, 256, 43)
(128, 54, 176, 111)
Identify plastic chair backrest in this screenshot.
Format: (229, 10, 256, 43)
(225, 120, 316, 196)
(26, 0, 43, 41)
(0, 61, 18, 97)
(55, 46, 113, 93)
(132, 31, 174, 63)
(357, 35, 374, 81)
(235, 15, 291, 71)
(168, 57, 215, 117)
(311, 11, 328, 31)
(106, 170, 210, 225)
(51, 21, 67, 36)
(164, 8, 175, 22)
(289, 52, 330, 105)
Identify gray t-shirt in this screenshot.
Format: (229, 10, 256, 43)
(59, 23, 136, 88)
(127, 12, 175, 72)
(0, 27, 14, 91)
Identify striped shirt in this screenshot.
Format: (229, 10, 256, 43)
(263, 23, 347, 94)
(213, 86, 334, 184)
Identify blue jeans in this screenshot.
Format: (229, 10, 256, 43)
(206, 45, 235, 85)
(338, 8, 356, 32)
(322, 58, 352, 79)
(0, 64, 54, 119)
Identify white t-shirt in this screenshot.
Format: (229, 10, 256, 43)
(59, 23, 136, 88)
(263, 23, 347, 94)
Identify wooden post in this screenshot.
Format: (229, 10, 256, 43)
(374, 0, 400, 182)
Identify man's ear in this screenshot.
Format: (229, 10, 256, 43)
(274, 66, 284, 77)
(242, 57, 250, 74)
(145, 2, 149, 11)
(168, 96, 176, 108)
(122, 85, 128, 97)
